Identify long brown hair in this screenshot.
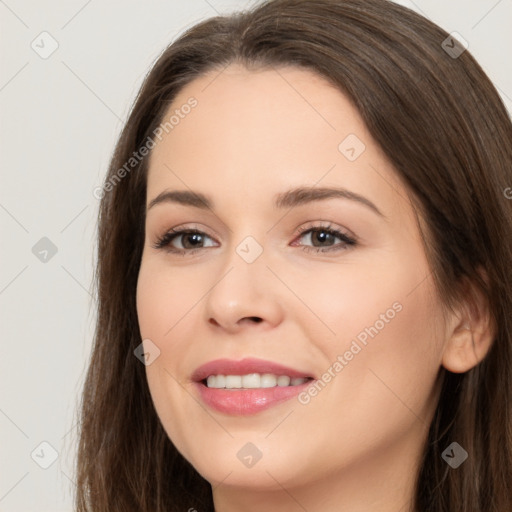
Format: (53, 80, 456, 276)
(76, 0, 512, 510)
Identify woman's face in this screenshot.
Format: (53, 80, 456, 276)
(136, 64, 447, 501)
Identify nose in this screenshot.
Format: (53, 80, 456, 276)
(203, 250, 285, 334)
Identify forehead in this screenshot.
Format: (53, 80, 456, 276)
(146, 64, 408, 220)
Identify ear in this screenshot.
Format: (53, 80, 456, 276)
(441, 268, 495, 373)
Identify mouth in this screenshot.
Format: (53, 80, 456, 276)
(192, 358, 315, 415)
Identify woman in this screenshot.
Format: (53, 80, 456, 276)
(76, 0, 512, 510)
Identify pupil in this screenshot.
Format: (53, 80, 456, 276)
(184, 233, 202, 248)
(314, 230, 332, 246)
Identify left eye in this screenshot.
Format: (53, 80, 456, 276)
(293, 226, 357, 253)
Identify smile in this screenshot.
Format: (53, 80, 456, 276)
(192, 358, 315, 415)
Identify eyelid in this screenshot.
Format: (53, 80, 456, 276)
(294, 220, 355, 239)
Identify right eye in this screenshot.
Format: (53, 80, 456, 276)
(153, 228, 218, 255)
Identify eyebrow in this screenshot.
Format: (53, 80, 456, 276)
(147, 186, 386, 218)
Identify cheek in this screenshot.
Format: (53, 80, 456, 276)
(136, 258, 207, 460)
(325, 275, 443, 435)
(136, 258, 197, 338)
(311, 253, 444, 432)
(289, 282, 444, 480)
(285, 254, 423, 351)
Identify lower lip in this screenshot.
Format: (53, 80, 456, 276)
(195, 381, 313, 415)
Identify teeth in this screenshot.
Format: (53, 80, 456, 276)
(225, 375, 242, 388)
(277, 375, 291, 386)
(242, 373, 260, 388)
(260, 374, 277, 388)
(205, 373, 309, 389)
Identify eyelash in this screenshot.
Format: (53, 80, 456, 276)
(152, 223, 358, 256)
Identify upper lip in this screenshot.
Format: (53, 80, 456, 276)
(191, 357, 314, 382)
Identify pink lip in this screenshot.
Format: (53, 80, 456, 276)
(192, 357, 314, 416)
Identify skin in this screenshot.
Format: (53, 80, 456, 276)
(136, 64, 493, 512)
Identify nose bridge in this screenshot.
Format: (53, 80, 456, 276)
(212, 232, 269, 303)
(202, 230, 284, 329)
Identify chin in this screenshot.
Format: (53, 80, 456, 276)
(179, 435, 314, 491)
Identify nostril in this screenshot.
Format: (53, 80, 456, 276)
(246, 316, 263, 323)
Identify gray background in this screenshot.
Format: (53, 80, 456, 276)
(1, 0, 511, 510)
